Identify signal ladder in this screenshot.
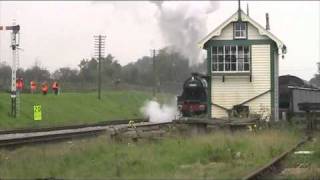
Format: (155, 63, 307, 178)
(14, 48, 20, 117)
(11, 23, 21, 117)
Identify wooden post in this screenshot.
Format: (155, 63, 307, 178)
(297, 102, 320, 138)
(152, 49, 156, 98)
(94, 35, 106, 100)
(98, 35, 102, 100)
(306, 110, 313, 137)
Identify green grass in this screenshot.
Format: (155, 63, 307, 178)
(0, 91, 171, 130)
(0, 129, 301, 179)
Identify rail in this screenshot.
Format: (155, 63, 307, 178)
(0, 118, 148, 148)
(0, 118, 147, 135)
(242, 137, 309, 180)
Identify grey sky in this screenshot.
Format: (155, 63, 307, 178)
(0, 1, 319, 81)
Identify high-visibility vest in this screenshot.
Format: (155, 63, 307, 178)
(41, 84, 48, 92)
(30, 81, 37, 90)
(16, 79, 23, 90)
(52, 82, 58, 89)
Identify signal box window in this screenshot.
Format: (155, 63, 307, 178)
(234, 22, 247, 39)
(211, 45, 250, 73)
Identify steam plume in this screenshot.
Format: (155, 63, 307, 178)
(140, 100, 177, 123)
(152, 1, 219, 65)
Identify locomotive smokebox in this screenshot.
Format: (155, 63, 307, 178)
(177, 73, 208, 117)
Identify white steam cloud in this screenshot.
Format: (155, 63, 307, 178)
(140, 100, 178, 123)
(152, 1, 220, 65)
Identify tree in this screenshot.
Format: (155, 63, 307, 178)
(78, 58, 98, 83)
(119, 47, 202, 93)
(101, 54, 122, 83)
(309, 62, 320, 87)
(24, 65, 51, 83)
(0, 62, 11, 90)
(52, 67, 79, 82)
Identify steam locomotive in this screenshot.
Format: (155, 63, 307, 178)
(177, 73, 208, 117)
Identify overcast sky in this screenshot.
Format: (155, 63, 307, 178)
(0, 1, 319, 81)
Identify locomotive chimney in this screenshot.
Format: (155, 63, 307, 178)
(266, 13, 270, 30)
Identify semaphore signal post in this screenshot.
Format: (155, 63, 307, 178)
(1, 21, 21, 118)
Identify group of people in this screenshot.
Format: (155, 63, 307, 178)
(16, 78, 60, 95)
(30, 81, 59, 95)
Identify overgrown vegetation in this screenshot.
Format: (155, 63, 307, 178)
(0, 129, 301, 179)
(271, 132, 320, 179)
(0, 91, 173, 130)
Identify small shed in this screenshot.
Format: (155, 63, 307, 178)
(198, 8, 287, 121)
(287, 86, 320, 114)
(279, 75, 308, 110)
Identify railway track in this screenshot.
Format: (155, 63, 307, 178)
(242, 136, 310, 180)
(0, 118, 147, 135)
(0, 118, 148, 148)
(0, 116, 258, 149)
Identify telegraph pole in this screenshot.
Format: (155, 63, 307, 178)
(94, 35, 106, 100)
(152, 49, 156, 97)
(6, 21, 20, 118)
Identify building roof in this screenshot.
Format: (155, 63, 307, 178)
(198, 10, 287, 55)
(288, 86, 320, 91)
(279, 74, 317, 89)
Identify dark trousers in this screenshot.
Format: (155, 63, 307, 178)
(53, 88, 58, 95)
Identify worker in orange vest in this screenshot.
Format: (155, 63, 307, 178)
(30, 80, 37, 94)
(41, 82, 49, 95)
(52, 81, 59, 95)
(16, 78, 24, 92)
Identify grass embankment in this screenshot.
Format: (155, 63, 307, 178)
(272, 132, 320, 179)
(0, 91, 170, 130)
(0, 129, 301, 179)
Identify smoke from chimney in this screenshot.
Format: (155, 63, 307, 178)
(152, 1, 219, 66)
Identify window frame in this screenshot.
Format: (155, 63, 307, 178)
(211, 45, 251, 75)
(233, 22, 248, 40)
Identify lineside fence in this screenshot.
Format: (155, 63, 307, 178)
(0, 81, 183, 95)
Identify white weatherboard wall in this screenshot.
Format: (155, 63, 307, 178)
(211, 44, 271, 118)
